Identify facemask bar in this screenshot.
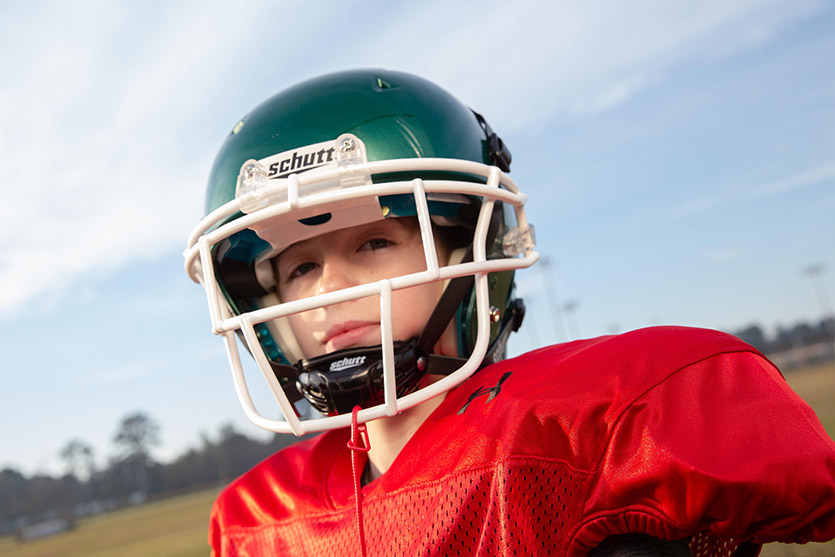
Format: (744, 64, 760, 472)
(185, 157, 538, 434)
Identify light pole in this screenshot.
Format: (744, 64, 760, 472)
(538, 256, 568, 343)
(803, 264, 833, 320)
(563, 299, 580, 339)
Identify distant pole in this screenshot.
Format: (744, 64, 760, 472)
(563, 299, 580, 339)
(803, 264, 833, 319)
(538, 257, 568, 342)
(525, 300, 542, 349)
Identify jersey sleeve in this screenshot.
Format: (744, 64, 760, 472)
(573, 350, 835, 554)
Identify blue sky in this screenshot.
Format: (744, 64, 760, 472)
(1, 0, 832, 475)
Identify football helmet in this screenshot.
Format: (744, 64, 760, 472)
(184, 69, 538, 434)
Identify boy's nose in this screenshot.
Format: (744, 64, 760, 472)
(317, 258, 356, 295)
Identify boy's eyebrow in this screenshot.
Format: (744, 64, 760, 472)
(276, 237, 315, 262)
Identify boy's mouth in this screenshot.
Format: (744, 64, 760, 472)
(323, 321, 380, 352)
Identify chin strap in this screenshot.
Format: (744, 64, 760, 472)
(480, 298, 525, 368)
(414, 267, 472, 372)
(421, 291, 524, 376)
(269, 361, 305, 403)
(415, 203, 503, 373)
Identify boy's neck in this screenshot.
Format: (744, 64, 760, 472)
(364, 392, 446, 481)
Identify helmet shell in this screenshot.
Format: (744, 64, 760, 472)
(206, 70, 491, 216)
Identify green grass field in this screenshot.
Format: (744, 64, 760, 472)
(759, 361, 835, 557)
(1, 362, 832, 556)
(781, 361, 835, 439)
(0, 488, 221, 556)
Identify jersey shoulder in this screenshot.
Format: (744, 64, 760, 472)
(454, 325, 764, 415)
(510, 325, 761, 383)
(418, 326, 766, 473)
(209, 429, 345, 531)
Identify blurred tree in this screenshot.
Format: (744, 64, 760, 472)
(0, 468, 27, 523)
(218, 422, 278, 481)
(0, 417, 308, 527)
(113, 411, 161, 495)
(59, 439, 95, 481)
(735, 325, 768, 352)
(113, 411, 160, 460)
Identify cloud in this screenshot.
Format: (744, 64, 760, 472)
(670, 190, 734, 217)
(704, 247, 744, 262)
(0, 0, 375, 317)
(83, 361, 158, 385)
(358, 0, 826, 131)
(670, 163, 835, 218)
(0, 2, 267, 315)
(757, 163, 835, 195)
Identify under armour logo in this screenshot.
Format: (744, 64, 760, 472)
(457, 371, 513, 415)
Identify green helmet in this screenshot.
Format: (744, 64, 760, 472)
(185, 69, 537, 434)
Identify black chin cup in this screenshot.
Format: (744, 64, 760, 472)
(295, 340, 427, 416)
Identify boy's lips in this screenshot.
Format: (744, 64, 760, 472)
(323, 321, 380, 351)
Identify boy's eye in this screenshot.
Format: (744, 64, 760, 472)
(360, 237, 394, 251)
(288, 261, 318, 280)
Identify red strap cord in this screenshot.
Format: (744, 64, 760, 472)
(348, 405, 370, 557)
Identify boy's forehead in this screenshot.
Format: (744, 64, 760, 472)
(248, 196, 388, 260)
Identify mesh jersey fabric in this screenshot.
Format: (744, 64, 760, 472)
(208, 326, 835, 556)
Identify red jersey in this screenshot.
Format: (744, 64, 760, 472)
(209, 327, 835, 556)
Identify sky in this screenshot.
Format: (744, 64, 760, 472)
(1, 0, 832, 476)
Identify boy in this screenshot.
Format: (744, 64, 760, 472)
(185, 69, 835, 556)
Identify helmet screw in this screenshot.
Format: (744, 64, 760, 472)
(340, 138, 356, 152)
(417, 356, 427, 371)
(489, 306, 501, 323)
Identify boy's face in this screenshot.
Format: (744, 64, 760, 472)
(274, 218, 452, 358)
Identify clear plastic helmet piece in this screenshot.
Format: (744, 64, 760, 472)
(184, 70, 538, 435)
